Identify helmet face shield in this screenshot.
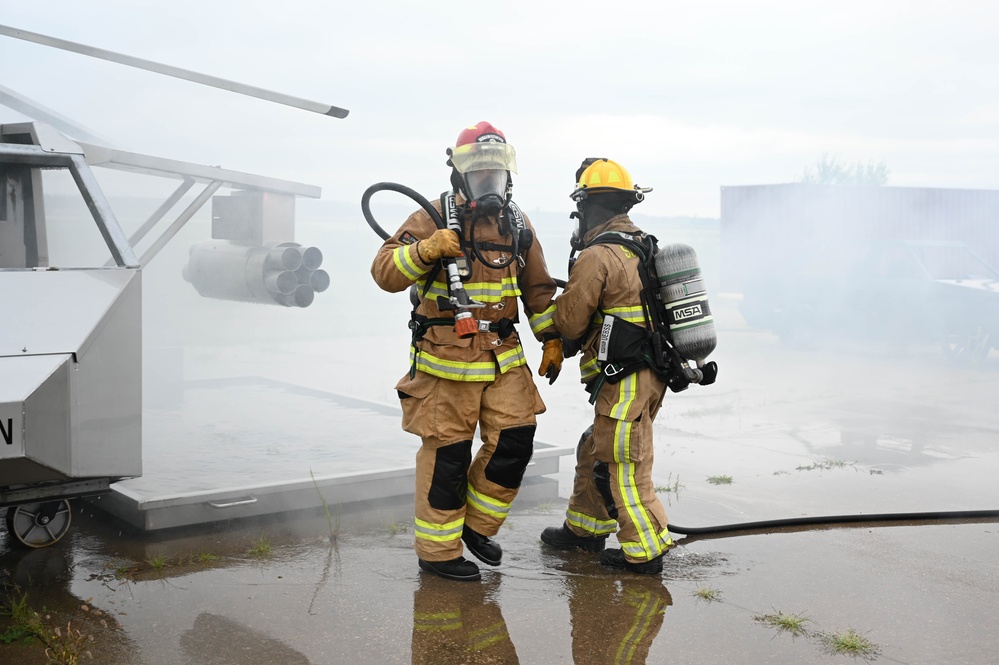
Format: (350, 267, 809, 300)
(450, 141, 518, 174)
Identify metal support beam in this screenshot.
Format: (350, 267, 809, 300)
(0, 24, 349, 119)
(138, 180, 223, 266)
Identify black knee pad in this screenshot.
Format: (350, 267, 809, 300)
(593, 461, 619, 520)
(428, 440, 473, 510)
(484, 425, 536, 489)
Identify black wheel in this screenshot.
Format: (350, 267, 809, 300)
(4, 500, 73, 548)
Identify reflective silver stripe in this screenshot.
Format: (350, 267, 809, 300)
(580, 357, 600, 381)
(410, 349, 496, 381)
(566, 509, 617, 536)
(495, 344, 527, 373)
(467, 485, 511, 519)
(614, 588, 665, 664)
(414, 611, 462, 632)
(603, 305, 648, 324)
(610, 373, 637, 420)
(468, 621, 509, 652)
(463, 278, 521, 302)
(393, 245, 426, 281)
(414, 516, 465, 542)
(613, 417, 662, 559)
(529, 304, 557, 334)
(415, 279, 449, 300)
(413, 278, 520, 303)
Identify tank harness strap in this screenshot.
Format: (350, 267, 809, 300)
(581, 232, 672, 396)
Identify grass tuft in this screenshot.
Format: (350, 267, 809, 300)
(247, 533, 273, 558)
(706, 475, 733, 485)
(692, 587, 721, 602)
(796, 459, 851, 472)
(755, 610, 811, 637)
(819, 628, 880, 658)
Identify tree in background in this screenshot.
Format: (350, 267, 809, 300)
(801, 153, 890, 185)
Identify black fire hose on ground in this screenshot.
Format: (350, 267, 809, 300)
(667, 509, 999, 542)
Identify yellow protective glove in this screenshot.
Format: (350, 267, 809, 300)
(417, 229, 462, 263)
(538, 337, 563, 385)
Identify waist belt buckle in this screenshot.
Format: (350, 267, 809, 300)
(478, 320, 491, 333)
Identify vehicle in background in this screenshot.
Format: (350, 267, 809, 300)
(739, 239, 999, 363)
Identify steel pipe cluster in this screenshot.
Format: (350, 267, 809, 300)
(182, 240, 329, 307)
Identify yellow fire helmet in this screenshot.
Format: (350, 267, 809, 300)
(570, 158, 652, 202)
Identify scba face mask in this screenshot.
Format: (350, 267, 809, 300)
(464, 169, 509, 214)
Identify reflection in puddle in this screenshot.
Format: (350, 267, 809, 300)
(412, 576, 519, 664)
(565, 575, 672, 665)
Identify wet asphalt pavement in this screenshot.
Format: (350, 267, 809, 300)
(3, 302, 998, 664)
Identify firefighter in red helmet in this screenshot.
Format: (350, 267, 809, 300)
(371, 122, 563, 581)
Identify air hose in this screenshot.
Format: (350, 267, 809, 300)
(361, 182, 440, 241)
(667, 509, 999, 541)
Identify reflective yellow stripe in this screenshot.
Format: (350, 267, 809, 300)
(603, 305, 648, 325)
(615, 589, 666, 664)
(415, 277, 521, 303)
(463, 278, 521, 302)
(392, 245, 426, 281)
(468, 621, 510, 652)
(529, 303, 557, 334)
(467, 485, 511, 519)
(566, 509, 617, 536)
(495, 344, 527, 373)
(415, 279, 449, 300)
(414, 611, 462, 632)
(414, 516, 465, 542)
(613, 417, 664, 560)
(580, 357, 600, 381)
(620, 528, 672, 559)
(411, 349, 496, 382)
(610, 373, 637, 420)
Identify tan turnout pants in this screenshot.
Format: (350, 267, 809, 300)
(396, 364, 545, 562)
(565, 368, 672, 563)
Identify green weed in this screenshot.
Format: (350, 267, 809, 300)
(755, 611, 811, 637)
(796, 459, 850, 472)
(819, 628, 880, 658)
(0, 594, 94, 663)
(247, 533, 273, 558)
(692, 587, 721, 602)
(654, 473, 685, 505)
(146, 555, 168, 570)
(311, 469, 341, 542)
(706, 475, 733, 485)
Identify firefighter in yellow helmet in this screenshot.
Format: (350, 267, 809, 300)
(540, 158, 674, 574)
(371, 122, 563, 581)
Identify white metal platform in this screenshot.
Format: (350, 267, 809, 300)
(90, 377, 572, 531)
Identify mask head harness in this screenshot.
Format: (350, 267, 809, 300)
(568, 157, 652, 252)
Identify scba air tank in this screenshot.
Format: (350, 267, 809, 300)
(654, 243, 717, 361)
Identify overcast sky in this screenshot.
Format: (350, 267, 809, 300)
(2, 1, 998, 218)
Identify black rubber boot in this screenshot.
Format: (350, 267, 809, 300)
(540, 523, 608, 552)
(462, 526, 502, 566)
(418, 556, 481, 581)
(598, 548, 664, 575)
